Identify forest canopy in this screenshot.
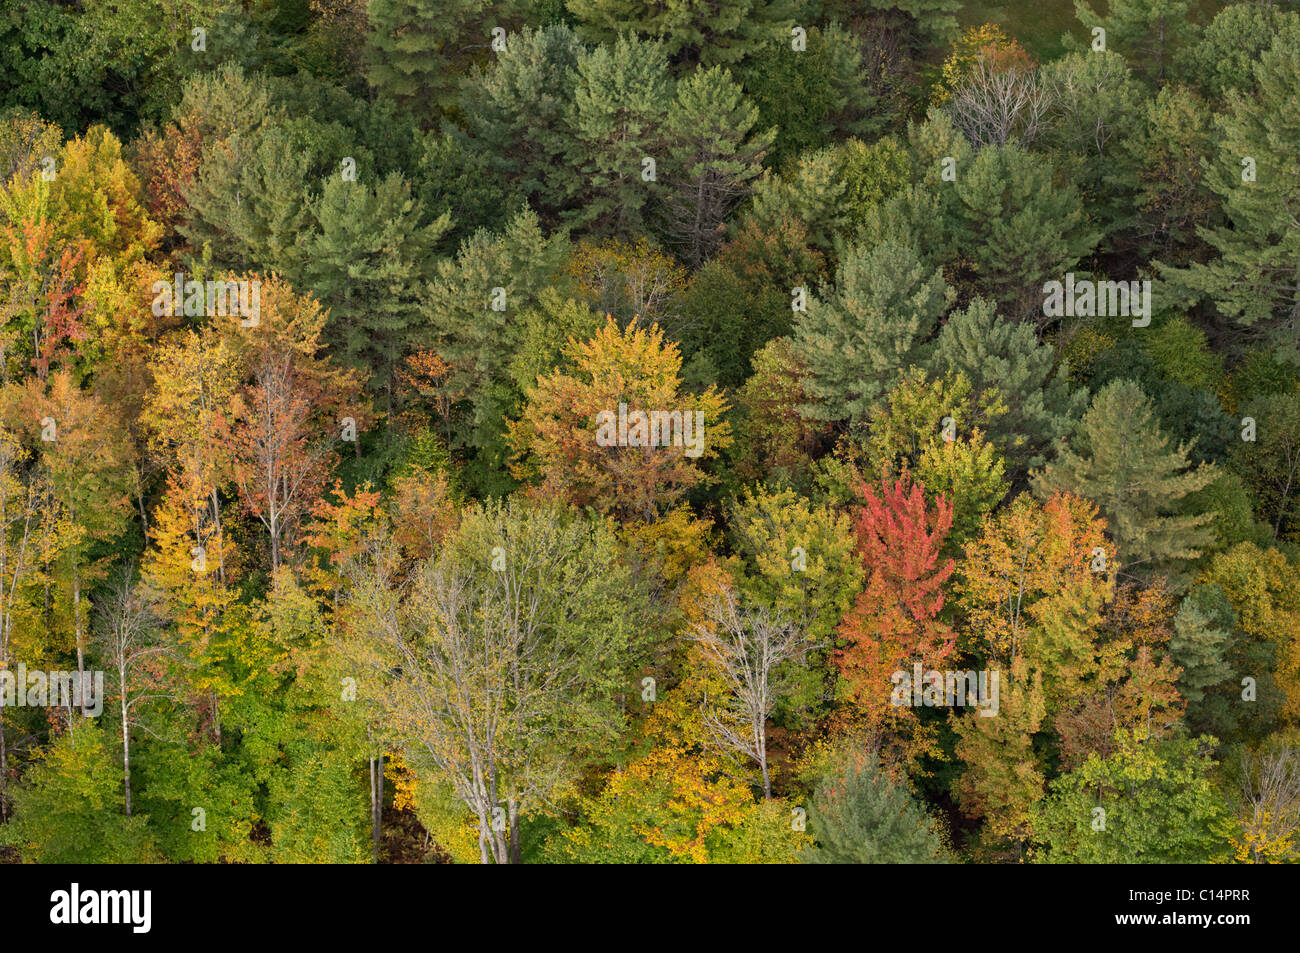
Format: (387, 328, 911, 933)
(0, 0, 1299, 865)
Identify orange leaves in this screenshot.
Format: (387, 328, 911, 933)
(836, 471, 956, 759)
(394, 348, 462, 439)
(302, 480, 384, 598)
(851, 472, 955, 620)
(957, 491, 1114, 664)
(935, 23, 1036, 104)
(507, 316, 730, 522)
(131, 117, 204, 238)
(388, 468, 458, 565)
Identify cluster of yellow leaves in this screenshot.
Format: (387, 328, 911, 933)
(565, 237, 687, 327)
(388, 755, 490, 865)
(547, 644, 809, 863)
(1201, 544, 1300, 724)
(958, 491, 1115, 665)
(934, 23, 1035, 104)
(1233, 808, 1298, 864)
(508, 317, 730, 521)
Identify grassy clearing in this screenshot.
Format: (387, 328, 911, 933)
(955, 0, 1229, 62)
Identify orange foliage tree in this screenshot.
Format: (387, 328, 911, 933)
(836, 471, 956, 764)
(507, 317, 730, 522)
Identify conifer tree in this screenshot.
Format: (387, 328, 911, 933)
(793, 240, 952, 429)
(737, 24, 888, 169)
(1171, 584, 1236, 709)
(1117, 82, 1217, 261)
(950, 143, 1100, 321)
(566, 34, 673, 235)
(365, 0, 523, 124)
(658, 66, 773, 265)
(1032, 379, 1217, 583)
(459, 25, 584, 225)
(178, 122, 318, 280)
(303, 173, 450, 412)
(801, 748, 948, 864)
(421, 209, 569, 460)
(1189, 2, 1300, 100)
(1068, 0, 1199, 85)
(1161, 31, 1300, 361)
(928, 297, 1086, 476)
(1038, 51, 1145, 240)
(567, 0, 796, 70)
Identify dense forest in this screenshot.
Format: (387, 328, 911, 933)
(0, 0, 1297, 865)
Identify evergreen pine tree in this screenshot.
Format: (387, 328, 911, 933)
(801, 748, 947, 863)
(178, 122, 318, 278)
(303, 173, 451, 412)
(950, 143, 1100, 321)
(852, 0, 960, 47)
(929, 297, 1087, 476)
(1188, 2, 1300, 99)
(1171, 584, 1235, 707)
(460, 25, 584, 227)
(421, 210, 570, 460)
(567, 0, 796, 70)
(1032, 379, 1217, 583)
(566, 34, 673, 235)
(365, 0, 524, 124)
(1160, 31, 1300, 362)
(658, 66, 773, 265)
(793, 239, 953, 429)
(1067, 0, 1199, 85)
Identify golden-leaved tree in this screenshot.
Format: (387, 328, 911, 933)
(508, 317, 730, 522)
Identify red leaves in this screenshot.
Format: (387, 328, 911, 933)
(850, 472, 955, 622)
(836, 470, 957, 728)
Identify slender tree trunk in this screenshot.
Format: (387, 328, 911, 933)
(135, 467, 148, 536)
(0, 703, 8, 822)
(1273, 456, 1296, 541)
(368, 755, 378, 863)
(375, 753, 384, 860)
(508, 797, 520, 864)
(478, 811, 491, 865)
(73, 573, 86, 716)
(120, 682, 132, 816)
(487, 760, 507, 863)
(269, 509, 280, 572)
(368, 727, 382, 863)
(211, 488, 225, 586)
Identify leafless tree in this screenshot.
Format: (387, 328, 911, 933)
(690, 589, 807, 799)
(93, 569, 175, 817)
(946, 57, 1053, 149)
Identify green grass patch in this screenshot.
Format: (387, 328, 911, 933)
(955, 0, 1229, 63)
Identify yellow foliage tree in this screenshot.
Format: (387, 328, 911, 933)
(508, 317, 730, 522)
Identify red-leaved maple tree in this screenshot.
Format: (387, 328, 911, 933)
(836, 470, 957, 757)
